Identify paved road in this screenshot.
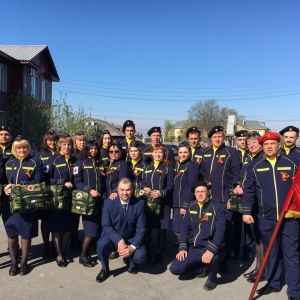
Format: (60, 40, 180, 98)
(0, 221, 288, 300)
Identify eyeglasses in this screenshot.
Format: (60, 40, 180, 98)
(109, 150, 119, 154)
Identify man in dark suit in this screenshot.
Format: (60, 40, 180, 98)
(96, 177, 147, 283)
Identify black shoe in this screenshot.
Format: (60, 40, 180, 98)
(9, 263, 18, 276)
(256, 283, 280, 295)
(244, 269, 257, 278)
(56, 258, 67, 267)
(219, 261, 230, 274)
(247, 274, 266, 283)
(108, 251, 119, 260)
(19, 263, 28, 276)
(96, 269, 110, 283)
(79, 256, 94, 268)
(88, 255, 98, 266)
(203, 280, 216, 291)
(63, 255, 74, 263)
(127, 267, 138, 274)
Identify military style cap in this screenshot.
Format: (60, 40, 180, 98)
(258, 132, 280, 145)
(14, 135, 25, 142)
(191, 180, 209, 192)
(148, 127, 161, 136)
(186, 126, 201, 138)
(130, 140, 141, 148)
(235, 130, 248, 137)
(279, 126, 299, 136)
(0, 125, 12, 134)
(208, 125, 223, 138)
(122, 120, 135, 132)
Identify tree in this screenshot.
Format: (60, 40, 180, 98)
(7, 90, 50, 149)
(163, 120, 175, 142)
(187, 99, 244, 141)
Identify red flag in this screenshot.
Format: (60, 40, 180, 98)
(283, 167, 300, 218)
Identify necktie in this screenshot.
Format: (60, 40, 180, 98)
(122, 204, 128, 217)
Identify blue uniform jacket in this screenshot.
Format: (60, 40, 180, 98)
(142, 162, 174, 201)
(142, 144, 176, 167)
(242, 154, 297, 220)
(127, 160, 148, 189)
(100, 147, 109, 167)
(173, 159, 199, 209)
(34, 150, 56, 183)
(199, 144, 241, 203)
(280, 146, 300, 165)
(102, 196, 146, 248)
(191, 146, 204, 165)
(5, 156, 43, 185)
(74, 158, 106, 195)
(47, 154, 77, 185)
(105, 159, 130, 195)
(179, 200, 226, 255)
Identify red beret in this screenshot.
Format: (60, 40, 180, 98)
(258, 132, 281, 145)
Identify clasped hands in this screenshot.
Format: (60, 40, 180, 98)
(117, 239, 135, 258)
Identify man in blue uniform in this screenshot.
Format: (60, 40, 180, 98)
(231, 130, 249, 260)
(0, 125, 13, 165)
(199, 125, 240, 272)
(142, 127, 175, 167)
(243, 132, 300, 298)
(279, 125, 300, 165)
(170, 180, 226, 291)
(186, 126, 204, 165)
(121, 120, 144, 162)
(96, 177, 147, 283)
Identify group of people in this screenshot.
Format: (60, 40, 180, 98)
(0, 120, 299, 299)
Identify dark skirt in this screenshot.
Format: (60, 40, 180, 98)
(48, 210, 76, 233)
(146, 204, 170, 230)
(2, 200, 38, 239)
(82, 213, 102, 238)
(172, 207, 184, 233)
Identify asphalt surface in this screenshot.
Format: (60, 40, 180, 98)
(0, 220, 289, 300)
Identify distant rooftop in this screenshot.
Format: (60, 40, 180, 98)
(239, 120, 268, 130)
(0, 45, 47, 61)
(173, 120, 186, 128)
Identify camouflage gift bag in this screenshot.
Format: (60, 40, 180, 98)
(9, 182, 50, 213)
(48, 185, 72, 210)
(71, 190, 101, 216)
(229, 189, 242, 213)
(134, 188, 161, 215)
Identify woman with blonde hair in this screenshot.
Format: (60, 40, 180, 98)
(3, 136, 43, 276)
(142, 144, 174, 265)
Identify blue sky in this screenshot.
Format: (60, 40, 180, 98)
(1, 0, 300, 137)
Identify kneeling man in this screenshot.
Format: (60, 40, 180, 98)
(170, 181, 226, 291)
(96, 177, 147, 282)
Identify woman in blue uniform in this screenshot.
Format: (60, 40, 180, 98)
(71, 131, 87, 248)
(3, 136, 43, 276)
(47, 133, 77, 267)
(35, 129, 59, 258)
(98, 130, 112, 167)
(127, 141, 148, 188)
(105, 142, 129, 200)
(142, 144, 174, 264)
(74, 139, 105, 267)
(173, 142, 199, 241)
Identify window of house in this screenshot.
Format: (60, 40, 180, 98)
(0, 64, 7, 92)
(41, 80, 48, 102)
(31, 75, 39, 98)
